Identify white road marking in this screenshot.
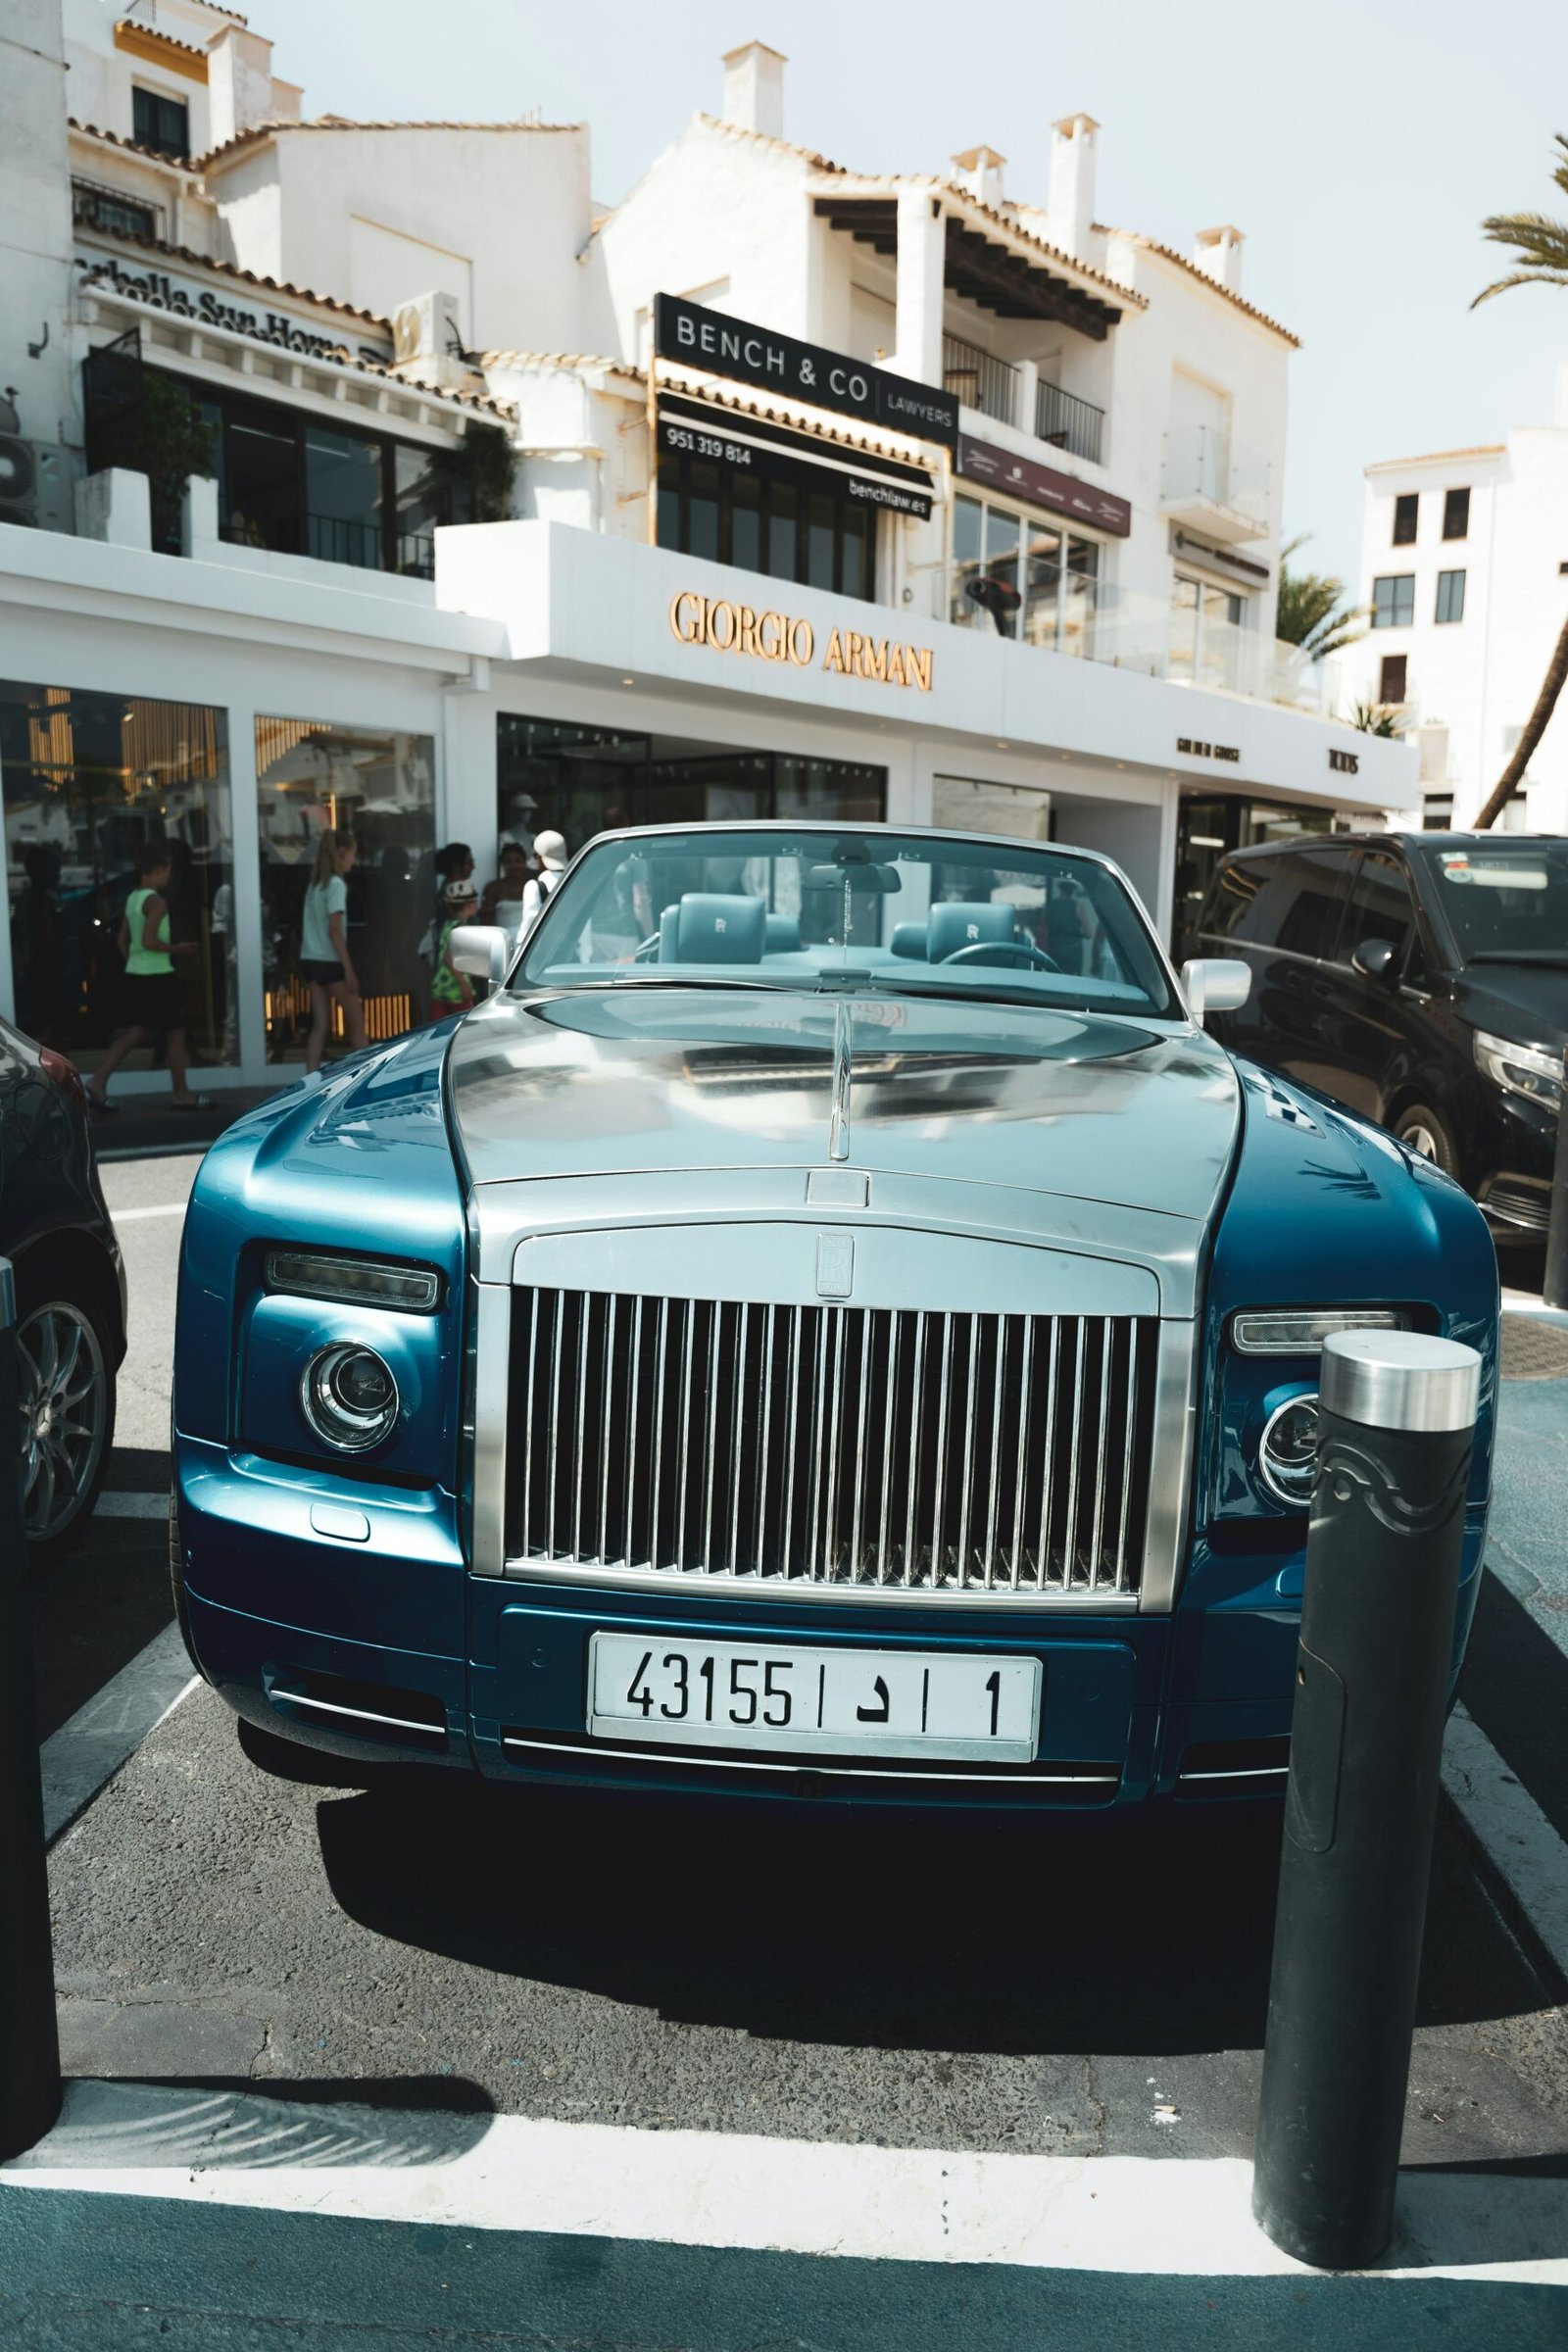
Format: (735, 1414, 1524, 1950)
(40, 1623, 199, 1846)
(111, 1202, 188, 1224)
(4, 2082, 1564, 2283)
(1443, 1703, 1568, 1980)
(93, 1492, 170, 1520)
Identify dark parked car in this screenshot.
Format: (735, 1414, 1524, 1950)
(0, 1014, 126, 1558)
(1193, 832, 1566, 1232)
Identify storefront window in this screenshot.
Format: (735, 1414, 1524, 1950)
(255, 718, 435, 1061)
(496, 716, 885, 868)
(955, 493, 1102, 650)
(84, 359, 477, 582)
(2, 680, 234, 1070)
(657, 444, 879, 603)
(306, 425, 385, 570)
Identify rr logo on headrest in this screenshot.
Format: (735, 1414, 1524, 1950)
(966, 922, 979, 941)
(714, 917, 727, 934)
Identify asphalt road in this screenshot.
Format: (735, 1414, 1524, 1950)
(25, 1158, 1567, 2178)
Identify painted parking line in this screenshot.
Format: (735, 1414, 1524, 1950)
(1443, 1703, 1568, 1982)
(40, 1623, 198, 1846)
(92, 1492, 171, 1520)
(4, 2081, 1566, 2287)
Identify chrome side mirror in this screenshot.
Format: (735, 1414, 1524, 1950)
(449, 925, 511, 988)
(1181, 956, 1251, 1025)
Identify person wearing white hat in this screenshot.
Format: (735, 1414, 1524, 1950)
(519, 830, 568, 936)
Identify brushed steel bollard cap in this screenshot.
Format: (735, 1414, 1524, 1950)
(1321, 1329, 1482, 1434)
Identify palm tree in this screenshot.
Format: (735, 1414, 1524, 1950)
(1469, 133, 1568, 828)
(1275, 536, 1368, 662)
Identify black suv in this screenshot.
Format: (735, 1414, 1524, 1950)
(1193, 832, 1566, 1233)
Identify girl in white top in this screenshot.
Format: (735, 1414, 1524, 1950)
(300, 828, 368, 1073)
(519, 829, 568, 935)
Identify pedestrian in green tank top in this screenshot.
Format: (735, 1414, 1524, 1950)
(86, 841, 213, 1113)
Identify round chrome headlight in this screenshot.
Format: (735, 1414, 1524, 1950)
(301, 1344, 400, 1453)
(1258, 1393, 1320, 1508)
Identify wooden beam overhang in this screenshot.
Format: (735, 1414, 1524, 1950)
(812, 195, 1124, 340)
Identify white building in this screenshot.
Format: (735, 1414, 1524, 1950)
(0, 7, 1413, 1095)
(1346, 373, 1568, 834)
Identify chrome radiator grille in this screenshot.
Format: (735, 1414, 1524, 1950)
(506, 1289, 1156, 1599)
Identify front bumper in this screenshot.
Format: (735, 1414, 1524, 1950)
(176, 1437, 1488, 1814)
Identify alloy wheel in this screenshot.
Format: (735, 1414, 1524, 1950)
(18, 1300, 108, 1545)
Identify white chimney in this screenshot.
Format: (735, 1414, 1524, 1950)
(1194, 224, 1245, 293)
(951, 144, 1006, 212)
(720, 41, 786, 140)
(207, 24, 278, 148)
(1046, 114, 1099, 258)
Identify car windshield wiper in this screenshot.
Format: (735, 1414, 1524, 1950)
(875, 975, 1166, 1017)
(1464, 950, 1568, 967)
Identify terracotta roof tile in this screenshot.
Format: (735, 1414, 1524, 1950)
(76, 212, 392, 325)
(194, 114, 581, 170)
(695, 111, 844, 173)
(1119, 234, 1299, 346)
(113, 15, 211, 64)
(71, 116, 201, 171)
(478, 350, 645, 383)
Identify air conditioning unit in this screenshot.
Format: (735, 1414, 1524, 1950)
(393, 289, 464, 368)
(0, 439, 80, 533)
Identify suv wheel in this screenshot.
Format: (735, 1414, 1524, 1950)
(16, 1267, 116, 1563)
(1394, 1102, 1459, 1177)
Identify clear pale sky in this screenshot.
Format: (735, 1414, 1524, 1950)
(256, 0, 1568, 589)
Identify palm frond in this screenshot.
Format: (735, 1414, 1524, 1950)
(1473, 266, 1568, 308)
(1473, 136, 1568, 307)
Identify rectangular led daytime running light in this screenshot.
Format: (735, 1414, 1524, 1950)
(266, 1250, 442, 1314)
(1231, 1308, 1408, 1357)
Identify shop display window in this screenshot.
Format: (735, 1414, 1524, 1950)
(255, 717, 435, 1061)
(656, 444, 878, 602)
(1, 680, 234, 1071)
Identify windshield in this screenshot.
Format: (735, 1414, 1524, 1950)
(1420, 842, 1568, 963)
(513, 827, 1179, 1018)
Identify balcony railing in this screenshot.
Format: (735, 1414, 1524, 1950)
(1161, 424, 1271, 537)
(1034, 380, 1104, 466)
(942, 335, 1018, 429)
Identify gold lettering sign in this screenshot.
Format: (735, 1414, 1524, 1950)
(669, 592, 931, 692)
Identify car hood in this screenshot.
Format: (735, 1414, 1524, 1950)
(444, 986, 1243, 1222)
(1453, 963, 1568, 1049)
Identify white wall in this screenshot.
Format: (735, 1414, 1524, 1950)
(213, 124, 592, 354)
(1, 0, 76, 462)
(1347, 437, 1568, 832)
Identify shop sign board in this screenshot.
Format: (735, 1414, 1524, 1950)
(669, 589, 934, 691)
(656, 294, 958, 451)
(657, 415, 933, 518)
(956, 433, 1132, 538)
(74, 245, 390, 367)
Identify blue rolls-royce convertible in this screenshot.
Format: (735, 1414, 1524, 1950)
(172, 822, 1498, 1811)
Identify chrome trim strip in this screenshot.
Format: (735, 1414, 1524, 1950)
(829, 996, 853, 1163)
(499, 1556, 1142, 1609)
(1178, 1765, 1291, 1783)
(1138, 1320, 1200, 1613)
(470, 1282, 511, 1578)
(274, 1691, 446, 1737)
(499, 1731, 1120, 1787)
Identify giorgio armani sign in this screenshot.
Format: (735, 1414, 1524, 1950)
(655, 293, 958, 451)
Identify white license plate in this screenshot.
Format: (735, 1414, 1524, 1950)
(587, 1634, 1041, 1764)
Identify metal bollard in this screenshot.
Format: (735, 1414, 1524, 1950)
(1251, 1329, 1482, 2271)
(0, 1257, 63, 2162)
(1544, 1048, 1568, 1313)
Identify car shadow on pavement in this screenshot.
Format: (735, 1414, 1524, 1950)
(315, 1776, 1549, 2059)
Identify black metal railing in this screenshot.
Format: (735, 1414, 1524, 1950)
(306, 513, 384, 570)
(942, 336, 1018, 429)
(1035, 380, 1104, 466)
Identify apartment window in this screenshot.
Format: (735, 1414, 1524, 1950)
(953, 492, 1101, 649)
(1378, 653, 1408, 704)
(657, 443, 874, 602)
(131, 86, 190, 161)
(72, 181, 158, 241)
(1435, 568, 1466, 625)
(1392, 493, 1419, 546)
(1443, 487, 1470, 541)
(1421, 793, 1454, 832)
(1371, 573, 1414, 628)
